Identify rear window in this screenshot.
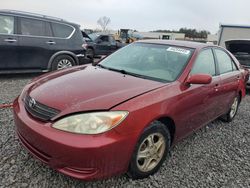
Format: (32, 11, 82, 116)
(51, 23, 74, 38)
(0, 15, 14, 34)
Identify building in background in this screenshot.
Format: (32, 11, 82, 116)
(134, 32, 185, 40)
(218, 24, 250, 47)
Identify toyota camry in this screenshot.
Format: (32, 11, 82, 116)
(13, 40, 248, 180)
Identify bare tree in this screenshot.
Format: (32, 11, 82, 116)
(97, 16, 111, 31)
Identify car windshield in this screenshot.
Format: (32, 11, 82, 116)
(99, 43, 194, 82)
(88, 33, 99, 41)
(83, 37, 92, 42)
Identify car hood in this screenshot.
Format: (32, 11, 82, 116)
(28, 65, 165, 119)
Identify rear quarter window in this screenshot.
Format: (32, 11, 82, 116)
(51, 23, 74, 38)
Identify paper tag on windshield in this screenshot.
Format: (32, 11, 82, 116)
(167, 47, 190, 55)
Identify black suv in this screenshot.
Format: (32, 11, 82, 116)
(0, 10, 89, 73)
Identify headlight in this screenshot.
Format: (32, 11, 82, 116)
(52, 111, 128, 134)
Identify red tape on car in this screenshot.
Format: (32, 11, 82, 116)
(0, 103, 13, 109)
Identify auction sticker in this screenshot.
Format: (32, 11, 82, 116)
(167, 47, 190, 55)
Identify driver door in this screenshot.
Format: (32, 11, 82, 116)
(95, 35, 111, 55)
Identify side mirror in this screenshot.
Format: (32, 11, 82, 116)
(186, 74, 212, 85)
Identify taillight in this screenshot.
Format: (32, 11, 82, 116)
(82, 43, 88, 49)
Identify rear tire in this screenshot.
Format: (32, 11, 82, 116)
(51, 55, 75, 71)
(220, 95, 240, 122)
(127, 121, 171, 179)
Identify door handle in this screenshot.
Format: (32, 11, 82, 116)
(4, 38, 17, 43)
(46, 41, 56, 45)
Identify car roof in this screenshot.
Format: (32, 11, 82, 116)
(137, 40, 214, 49)
(0, 9, 79, 26)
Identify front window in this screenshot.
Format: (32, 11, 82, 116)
(99, 43, 194, 82)
(191, 49, 216, 76)
(99, 36, 109, 42)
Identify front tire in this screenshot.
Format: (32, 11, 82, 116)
(51, 55, 75, 71)
(127, 121, 171, 179)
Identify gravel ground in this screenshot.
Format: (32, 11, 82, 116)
(0, 73, 250, 188)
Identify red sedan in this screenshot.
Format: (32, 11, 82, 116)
(13, 40, 247, 180)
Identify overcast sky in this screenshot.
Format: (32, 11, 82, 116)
(1, 0, 250, 34)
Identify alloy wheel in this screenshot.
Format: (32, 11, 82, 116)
(229, 97, 238, 118)
(136, 133, 166, 172)
(57, 59, 73, 70)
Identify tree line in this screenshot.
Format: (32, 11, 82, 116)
(96, 16, 211, 40)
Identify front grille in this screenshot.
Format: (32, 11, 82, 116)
(24, 95, 60, 121)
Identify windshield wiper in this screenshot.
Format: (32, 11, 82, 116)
(96, 64, 108, 69)
(97, 64, 167, 82)
(97, 64, 145, 78)
(105, 67, 146, 78)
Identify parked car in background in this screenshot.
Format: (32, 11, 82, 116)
(14, 40, 247, 180)
(82, 31, 126, 59)
(0, 10, 89, 73)
(225, 40, 250, 88)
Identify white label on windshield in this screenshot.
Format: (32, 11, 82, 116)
(167, 47, 190, 55)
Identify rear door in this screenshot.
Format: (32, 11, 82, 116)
(0, 14, 19, 70)
(17, 17, 53, 70)
(213, 48, 241, 112)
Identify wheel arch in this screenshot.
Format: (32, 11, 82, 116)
(157, 116, 176, 145)
(47, 51, 79, 70)
(239, 90, 242, 103)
